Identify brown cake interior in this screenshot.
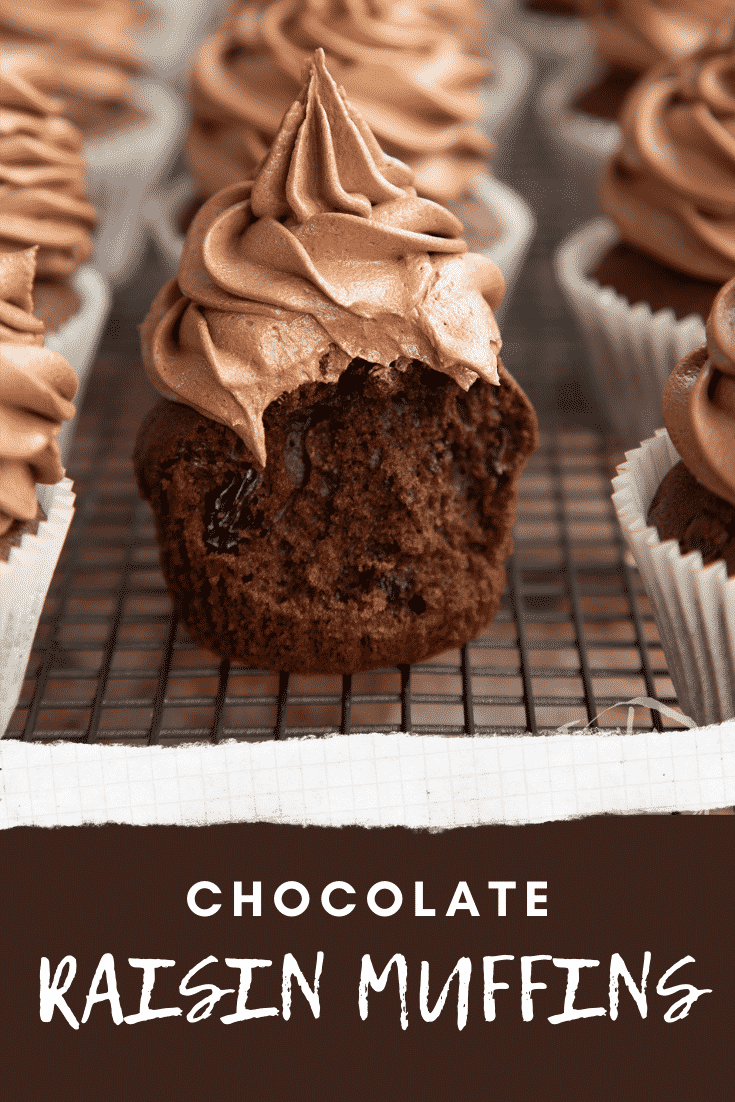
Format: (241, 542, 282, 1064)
(649, 458, 735, 577)
(590, 243, 722, 321)
(135, 356, 537, 675)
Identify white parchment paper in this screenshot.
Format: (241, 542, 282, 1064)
(1, 725, 733, 829)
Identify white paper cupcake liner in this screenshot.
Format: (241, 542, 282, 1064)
(482, 35, 534, 152)
(86, 79, 186, 285)
(44, 265, 111, 466)
(535, 42, 620, 180)
(612, 430, 735, 729)
(502, 0, 588, 59)
(555, 218, 706, 449)
(146, 171, 534, 322)
(0, 479, 75, 736)
(144, 171, 193, 278)
(469, 173, 535, 322)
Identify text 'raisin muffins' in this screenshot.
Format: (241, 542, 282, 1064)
(135, 50, 537, 675)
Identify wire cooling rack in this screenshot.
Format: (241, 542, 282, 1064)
(4, 345, 683, 743)
(2, 61, 690, 744)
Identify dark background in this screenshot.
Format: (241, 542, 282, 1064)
(1, 816, 731, 1100)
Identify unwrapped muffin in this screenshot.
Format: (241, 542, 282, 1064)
(136, 50, 537, 675)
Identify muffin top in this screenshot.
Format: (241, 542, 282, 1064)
(0, 56, 97, 278)
(0, 0, 145, 125)
(662, 277, 735, 508)
(187, 0, 493, 205)
(575, 0, 734, 71)
(0, 245, 77, 535)
(600, 40, 735, 283)
(143, 50, 504, 467)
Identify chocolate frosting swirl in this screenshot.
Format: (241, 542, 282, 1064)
(663, 277, 735, 508)
(575, 0, 734, 71)
(145, 51, 504, 468)
(187, 0, 492, 206)
(0, 246, 78, 536)
(0, 0, 145, 115)
(0, 57, 97, 278)
(600, 43, 735, 283)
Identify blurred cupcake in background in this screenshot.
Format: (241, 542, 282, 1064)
(504, 0, 587, 61)
(0, 0, 184, 284)
(613, 277, 735, 729)
(0, 54, 109, 459)
(536, 0, 735, 179)
(149, 0, 534, 316)
(555, 38, 735, 448)
(0, 0, 147, 137)
(0, 245, 77, 735)
(186, 0, 494, 206)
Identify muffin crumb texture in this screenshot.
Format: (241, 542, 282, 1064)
(135, 358, 537, 674)
(648, 460, 735, 576)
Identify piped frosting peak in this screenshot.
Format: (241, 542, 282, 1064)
(187, 0, 492, 205)
(143, 52, 504, 468)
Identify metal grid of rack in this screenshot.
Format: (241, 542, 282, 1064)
(2, 55, 692, 745)
(5, 345, 682, 743)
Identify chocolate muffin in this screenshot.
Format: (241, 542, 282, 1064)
(0, 245, 78, 560)
(0, 0, 146, 140)
(135, 358, 535, 674)
(648, 279, 735, 572)
(0, 56, 98, 331)
(572, 0, 734, 123)
(135, 51, 537, 675)
(592, 39, 735, 320)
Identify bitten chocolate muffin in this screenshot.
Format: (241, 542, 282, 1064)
(135, 51, 537, 675)
(648, 280, 735, 573)
(135, 358, 535, 674)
